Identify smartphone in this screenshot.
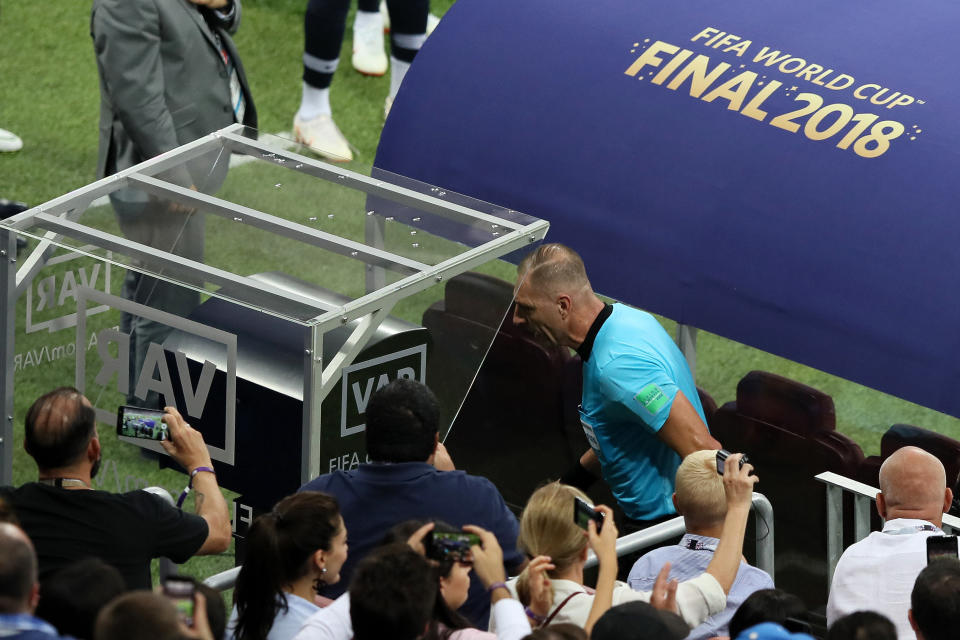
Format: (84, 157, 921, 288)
(716, 449, 750, 475)
(162, 577, 195, 627)
(573, 496, 604, 532)
(425, 531, 480, 563)
(926, 535, 959, 564)
(116, 406, 168, 441)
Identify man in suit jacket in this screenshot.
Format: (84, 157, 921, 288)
(90, 0, 257, 406)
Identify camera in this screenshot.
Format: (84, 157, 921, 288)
(716, 449, 750, 475)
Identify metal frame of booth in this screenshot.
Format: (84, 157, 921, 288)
(0, 123, 549, 486)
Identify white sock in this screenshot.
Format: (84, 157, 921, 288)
(354, 10, 383, 34)
(389, 57, 411, 100)
(297, 83, 331, 120)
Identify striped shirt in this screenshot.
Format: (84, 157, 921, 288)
(627, 533, 774, 640)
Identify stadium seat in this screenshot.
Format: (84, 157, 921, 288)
(423, 272, 581, 512)
(697, 386, 718, 422)
(858, 423, 960, 517)
(711, 370, 864, 604)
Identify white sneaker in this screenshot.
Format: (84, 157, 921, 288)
(0, 128, 22, 152)
(380, 1, 440, 36)
(352, 15, 388, 76)
(293, 113, 353, 162)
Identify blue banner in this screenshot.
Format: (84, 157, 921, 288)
(376, 0, 960, 419)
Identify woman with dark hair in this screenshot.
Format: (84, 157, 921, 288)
(293, 520, 550, 640)
(230, 491, 348, 640)
(422, 521, 492, 640)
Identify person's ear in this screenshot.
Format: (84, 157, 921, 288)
(908, 609, 922, 637)
(944, 487, 953, 515)
(672, 493, 680, 514)
(426, 433, 440, 465)
(557, 295, 571, 319)
(27, 582, 39, 613)
(313, 549, 327, 573)
(88, 435, 101, 464)
(876, 492, 887, 520)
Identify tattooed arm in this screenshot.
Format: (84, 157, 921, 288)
(160, 407, 232, 554)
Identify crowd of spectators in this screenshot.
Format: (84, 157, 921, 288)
(3, 376, 957, 640)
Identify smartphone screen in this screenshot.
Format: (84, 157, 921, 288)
(116, 406, 168, 441)
(926, 535, 959, 564)
(573, 496, 603, 531)
(162, 577, 195, 627)
(425, 531, 480, 562)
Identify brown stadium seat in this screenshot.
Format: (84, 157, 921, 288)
(422, 271, 582, 512)
(858, 423, 960, 517)
(711, 370, 864, 606)
(697, 386, 718, 422)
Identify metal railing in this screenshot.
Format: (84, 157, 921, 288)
(204, 565, 241, 591)
(815, 471, 960, 587)
(202, 492, 775, 591)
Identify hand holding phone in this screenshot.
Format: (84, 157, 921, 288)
(573, 496, 604, 532)
(716, 449, 750, 475)
(425, 531, 481, 563)
(926, 535, 959, 564)
(162, 577, 196, 627)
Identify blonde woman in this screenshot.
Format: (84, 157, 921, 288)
(491, 453, 757, 632)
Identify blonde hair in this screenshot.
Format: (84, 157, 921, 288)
(675, 450, 726, 527)
(515, 482, 591, 604)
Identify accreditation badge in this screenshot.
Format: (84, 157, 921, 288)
(578, 406, 601, 455)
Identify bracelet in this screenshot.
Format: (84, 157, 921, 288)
(189, 466, 216, 488)
(486, 582, 509, 595)
(176, 466, 216, 509)
(524, 606, 546, 624)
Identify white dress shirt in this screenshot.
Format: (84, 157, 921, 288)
(827, 517, 951, 639)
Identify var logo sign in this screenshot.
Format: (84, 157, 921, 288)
(340, 345, 427, 437)
(74, 288, 238, 465)
(26, 250, 113, 333)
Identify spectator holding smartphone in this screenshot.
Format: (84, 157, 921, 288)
(0, 387, 231, 589)
(95, 590, 218, 640)
(627, 451, 773, 640)
(495, 452, 758, 632)
(294, 520, 551, 640)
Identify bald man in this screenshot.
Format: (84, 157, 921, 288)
(0, 523, 71, 639)
(513, 244, 720, 526)
(826, 446, 955, 639)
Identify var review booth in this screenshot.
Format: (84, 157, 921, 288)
(0, 125, 552, 567)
